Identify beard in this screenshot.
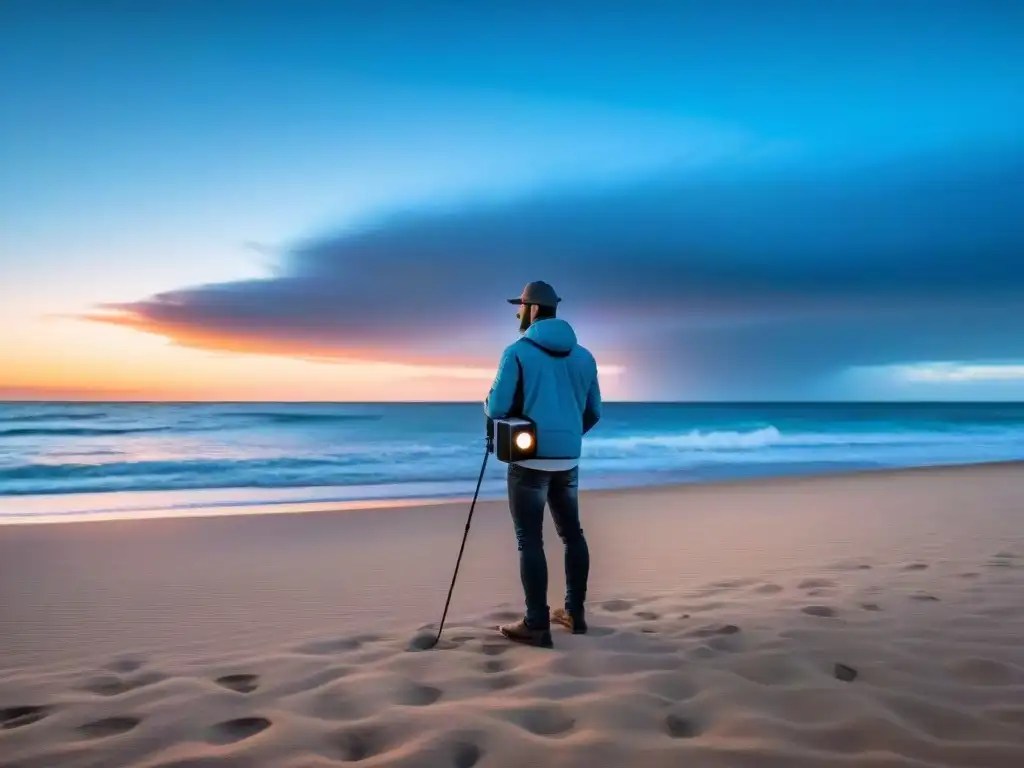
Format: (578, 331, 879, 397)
(518, 312, 531, 333)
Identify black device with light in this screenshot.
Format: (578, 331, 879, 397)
(487, 416, 537, 463)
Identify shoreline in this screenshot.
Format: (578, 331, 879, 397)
(2, 458, 1022, 527)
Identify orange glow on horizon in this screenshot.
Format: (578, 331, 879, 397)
(2, 311, 628, 402)
(81, 307, 493, 368)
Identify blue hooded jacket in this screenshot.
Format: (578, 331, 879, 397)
(484, 318, 602, 460)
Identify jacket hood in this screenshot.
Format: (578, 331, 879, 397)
(523, 318, 577, 354)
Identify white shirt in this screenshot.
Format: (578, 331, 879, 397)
(514, 458, 579, 472)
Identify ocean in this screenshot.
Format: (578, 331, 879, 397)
(1, 401, 1022, 523)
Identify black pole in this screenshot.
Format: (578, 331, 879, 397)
(429, 438, 491, 648)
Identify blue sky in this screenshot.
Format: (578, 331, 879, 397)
(1, 0, 1022, 400)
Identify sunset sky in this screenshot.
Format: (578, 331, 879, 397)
(1, 0, 1022, 401)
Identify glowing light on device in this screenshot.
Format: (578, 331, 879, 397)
(487, 417, 538, 463)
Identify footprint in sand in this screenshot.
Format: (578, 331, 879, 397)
(664, 713, 701, 739)
(482, 658, 511, 674)
(77, 716, 141, 739)
(910, 592, 940, 602)
(754, 583, 784, 595)
(801, 605, 837, 618)
(987, 552, 1018, 568)
(407, 632, 439, 651)
(601, 599, 633, 612)
(502, 704, 576, 737)
(797, 578, 837, 590)
(690, 623, 742, 638)
(329, 724, 390, 762)
(1, 705, 52, 730)
(104, 656, 146, 674)
(646, 672, 700, 702)
(396, 682, 443, 706)
(207, 716, 272, 745)
(634, 610, 660, 620)
(479, 655, 512, 671)
(716, 578, 759, 588)
(215, 673, 260, 694)
(860, 602, 883, 611)
(452, 740, 484, 768)
(479, 642, 512, 657)
(296, 637, 364, 655)
(828, 561, 873, 571)
(901, 562, 930, 571)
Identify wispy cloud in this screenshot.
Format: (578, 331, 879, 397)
(893, 362, 1024, 383)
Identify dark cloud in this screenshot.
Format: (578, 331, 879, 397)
(625, 300, 1024, 399)
(89, 146, 1024, 396)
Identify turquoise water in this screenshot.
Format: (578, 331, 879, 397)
(1, 402, 1022, 522)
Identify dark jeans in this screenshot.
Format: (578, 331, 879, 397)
(507, 463, 590, 630)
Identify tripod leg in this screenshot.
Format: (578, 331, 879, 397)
(430, 448, 490, 648)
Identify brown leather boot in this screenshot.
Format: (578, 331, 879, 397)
(551, 607, 588, 634)
(498, 618, 553, 648)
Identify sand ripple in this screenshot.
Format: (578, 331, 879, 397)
(3, 550, 1024, 768)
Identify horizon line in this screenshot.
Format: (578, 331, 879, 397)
(2, 399, 1023, 406)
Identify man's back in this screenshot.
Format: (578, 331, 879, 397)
(484, 317, 602, 461)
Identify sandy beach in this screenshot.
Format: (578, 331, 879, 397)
(2, 463, 1023, 767)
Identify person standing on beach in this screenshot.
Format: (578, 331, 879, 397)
(484, 281, 603, 648)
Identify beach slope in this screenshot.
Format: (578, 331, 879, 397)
(2, 463, 1023, 767)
